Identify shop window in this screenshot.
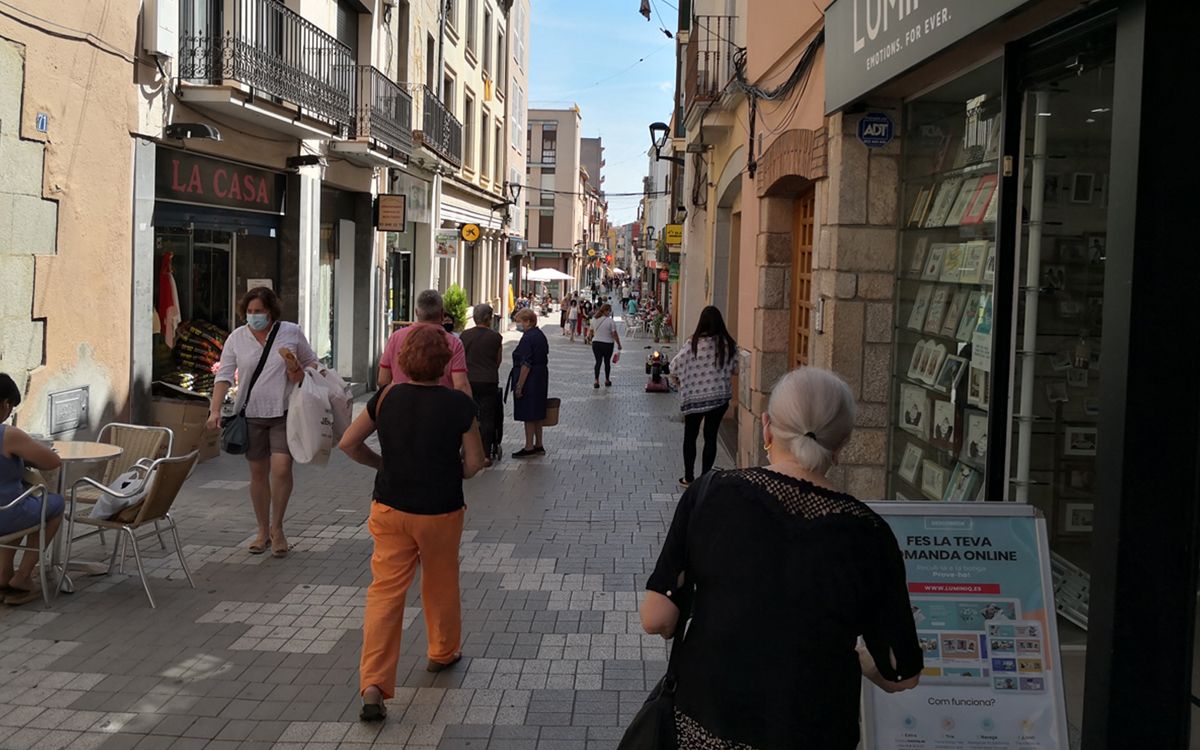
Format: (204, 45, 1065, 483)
(1009, 21, 1115, 632)
(889, 61, 1003, 504)
(790, 190, 814, 368)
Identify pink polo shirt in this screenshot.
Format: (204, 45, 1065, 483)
(380, 322, 468, 388)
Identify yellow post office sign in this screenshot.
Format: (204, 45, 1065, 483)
(664, 224, 683, 245)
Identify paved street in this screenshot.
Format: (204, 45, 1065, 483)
(0, 321, 722, 750)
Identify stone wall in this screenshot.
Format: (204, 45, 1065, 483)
(813, 107, 901, 499)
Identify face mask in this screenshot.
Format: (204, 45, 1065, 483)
(443, 323, 455, 333)
(247, 313, 271, 331)
(515, 322, 525, 332)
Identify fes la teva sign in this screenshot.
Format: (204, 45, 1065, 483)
(825, 0, 1034, 113)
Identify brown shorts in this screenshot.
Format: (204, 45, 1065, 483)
(245, 416, 289, 461)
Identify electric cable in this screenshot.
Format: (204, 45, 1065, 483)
(0, 0, 136, 63)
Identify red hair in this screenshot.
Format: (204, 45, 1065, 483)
(396, 325, 452, 382)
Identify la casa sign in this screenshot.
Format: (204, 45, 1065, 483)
(156, 149, 285, 214)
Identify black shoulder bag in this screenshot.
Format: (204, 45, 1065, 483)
(618, 470, 719, 750)
(221, 323, 280, 455)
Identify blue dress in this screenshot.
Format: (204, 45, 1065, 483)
(512, 327, 550, 422)
(0, 425, 65, 536)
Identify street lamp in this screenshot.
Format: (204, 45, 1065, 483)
(648, 122, 684, 166)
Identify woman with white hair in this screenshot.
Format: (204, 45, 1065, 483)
(633, 367, 922, 749)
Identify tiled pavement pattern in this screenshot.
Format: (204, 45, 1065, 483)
(0, 319, 719, 749)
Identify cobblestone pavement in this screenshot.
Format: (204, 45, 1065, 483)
(0, 319, 726, 749)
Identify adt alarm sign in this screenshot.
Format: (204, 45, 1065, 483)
(857, 113, 893, 148)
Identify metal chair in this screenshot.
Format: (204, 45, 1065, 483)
(0, 484, 56, 608)
(74, 423, 174, 550)
(63, 452, 199, 608)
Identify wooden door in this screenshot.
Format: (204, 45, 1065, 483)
(790, 190, 815, 368)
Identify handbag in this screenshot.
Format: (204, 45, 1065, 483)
(617, 470, 718, 750)
(221, 322, 281, 455)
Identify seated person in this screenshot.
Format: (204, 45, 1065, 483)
(0, 373, 65, 606)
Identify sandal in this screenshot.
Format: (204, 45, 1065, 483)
(3, 586, 39, 606)
(270, 531, 289, 558)
(426, 653, 463, 673)
(360, 686, 387, 722)
(248, 537, 270, 555)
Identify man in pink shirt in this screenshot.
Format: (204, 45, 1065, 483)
(378, 289, 471, 395)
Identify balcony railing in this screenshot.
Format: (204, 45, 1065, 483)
(686, 14, 737, 109)
(351, 66, 413, 155)
(417, 85, 463, 168)
(179, 0, 354, 132)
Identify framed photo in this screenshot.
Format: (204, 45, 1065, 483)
(1043, 173, 1061, 204)
(960, 174, 998, 225)
(907, 237, 931, 277)
(967, 367, 990, 409)
(982, 242, 997, 284)
(920, 342, 948, 386)
(942, 462, 981, 502)
(958, 241, 988, 285)
(955, 292, 980, 342)
(907, 284, 935, 331)
(946, 175, 982, 226)
(934, 355, 969, 393)
(922, 244, 949, 280)
(1066, 368, 1089, 389)
(907, 340, 931, 381)
(1070, 172, 1095, 204)
(941, 291, 969, 338)
(1085, 233, 1106, 264)
(925, 178, 965, 227)
(899, 383, 931, 441)
(939, 244, 966, 282)
(961, 409, 989, 468)
(930, 398, 959, 453)
(1057, 238, 1088, 265)
(908, 187, 934, 227)
(1064, 425, 1098, 456)
(898, 444, 924, 485)
(920, 460, 948, 500)
(1042, 265, 1066, 291)
(1059, 462, 1096, 497)
(923, 286, 952, 334)
(1062, 502, 1095, 533)
(1045, 380, 1069, 404)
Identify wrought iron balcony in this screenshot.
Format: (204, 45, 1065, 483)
(351, 66, 413, 156)
(179, 0, 354, 132)
(416, 85, 463, 168)
(686, 14, 737, 110)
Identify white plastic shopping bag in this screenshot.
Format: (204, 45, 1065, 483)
(287, 371, 334, 465)
(315, 367, 353, 441)
(90, 469, 152, 519)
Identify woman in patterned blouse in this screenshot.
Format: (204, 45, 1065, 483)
(670, 306, 738, 487)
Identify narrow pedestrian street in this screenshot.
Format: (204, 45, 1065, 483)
(0, 325, 721, 750)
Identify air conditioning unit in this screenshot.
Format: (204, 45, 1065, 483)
(143, 0, 179, 58)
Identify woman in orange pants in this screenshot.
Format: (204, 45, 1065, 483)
(339, 325, 487, 721)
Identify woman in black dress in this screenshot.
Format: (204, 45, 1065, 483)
(639, 367, 922, 749)
(510, 308, 549, 458)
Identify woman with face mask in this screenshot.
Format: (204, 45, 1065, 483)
(207, 287, 319, 558)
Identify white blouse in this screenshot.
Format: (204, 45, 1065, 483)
(215, 322, 318, 418)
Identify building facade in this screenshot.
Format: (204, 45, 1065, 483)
(523, 107, 584, 296)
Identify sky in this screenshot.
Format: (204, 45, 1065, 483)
(527, 0, 678, 225)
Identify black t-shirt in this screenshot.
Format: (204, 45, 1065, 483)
(460, 326, 503, 385)
(367, 384, 477, 514)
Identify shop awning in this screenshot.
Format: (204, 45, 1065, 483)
(153, 203, 281, 237)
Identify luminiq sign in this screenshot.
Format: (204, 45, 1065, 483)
(825, 0, 1034, 112)
(155, 148, 285, 214)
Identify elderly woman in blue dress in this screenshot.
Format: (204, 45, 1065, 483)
(510, 308, 550, 458)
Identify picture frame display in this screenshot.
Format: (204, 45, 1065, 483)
(930, 398, 959, 453)
(967, 367, 990, 409)
(920, 459, 948, 500)
(942, 462, 981, 502)
(958, 241, 988, 285)
(1063, 425, 1097, 456)
(1070, 172, 1095, 204)
(907, 237, 931, 277)
(922, 245, 949, 280)
(923, 286, 952, 334)
(939, 244, 966, 283)
(941, 290, 969, 338)
(955, 292, 980, 342)
(934, 355, 969, 393)
(899, 383, 931, 442)
(908, 187, 934, 227)
(898, 444, 924, 485)
(924, 178, 964, 228)
(908, 285, 935, 331)
(1062, 502, 1094, 533)
(919, 342, 947, 385)
(946, 175, 982, 226)
(961, 409, 989, 468)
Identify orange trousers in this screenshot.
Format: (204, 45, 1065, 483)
(359, 503, 465, 699)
